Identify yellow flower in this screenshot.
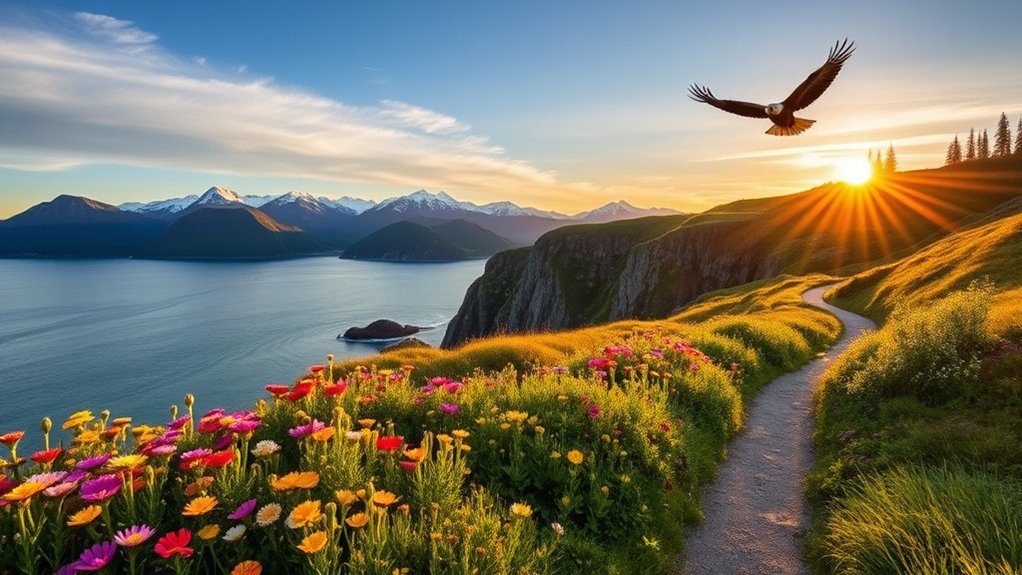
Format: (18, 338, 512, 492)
(288, 500, 323, 528)
(297, 531, 328, 554)
(231, 560, 262, 575)
(336, 489, 359, 506)
(63, 410, 94, 430)
(504, 410, 529, 424)
(67, 505, 103, 527)
(601, 485, 610, 495)
(345, 512, 369, 529)
(107, 454, 148, 471)
(451, 429, 470, 440)
(550, 451, 561, 460)
(357, 418, 376, 429)
(475, 417, 487, 425)
(557, 395, 568, 401)
(560, 495, 570, 507)
(459, 444, 472, 453)
(566, 450, 584, 465)
(111, 416, 132, 427)
(509, 502, 532, 518)
(499, 423, 511, 430)
(74, 430, 101, 445)
(197, 524, 221, 540)
(372, 490, 399, 508)
(534, 425, 545, 435)
(436, 434, 453, 446)
(183, 495, 219, 516)
(2, 481, 46, 502)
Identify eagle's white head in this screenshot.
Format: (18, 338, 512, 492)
(765, 103, 784, 116)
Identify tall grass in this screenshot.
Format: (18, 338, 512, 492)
(824, 465, 1022, 575)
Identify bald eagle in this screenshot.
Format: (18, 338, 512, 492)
(689, 39, 855, 136)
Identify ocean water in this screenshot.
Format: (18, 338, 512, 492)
(0, 257, 484, 451)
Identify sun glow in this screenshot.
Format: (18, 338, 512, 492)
(834, 156, 874, 185)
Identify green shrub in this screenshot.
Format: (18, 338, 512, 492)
(823, 465, 1022, 575)
(706, 316, 810, 370)
(820, 288, 993, 404)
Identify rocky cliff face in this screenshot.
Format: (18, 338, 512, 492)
(441, 216, 787, 348)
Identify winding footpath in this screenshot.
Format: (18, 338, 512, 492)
(679, 285, 876, 575)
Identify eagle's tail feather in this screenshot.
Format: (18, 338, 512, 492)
(766, 117, 816, 136)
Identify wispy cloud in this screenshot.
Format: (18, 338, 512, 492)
(0, 14, 561, 199)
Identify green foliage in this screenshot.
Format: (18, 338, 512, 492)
(821, 287, 992, 404)
(705, 316, 810, 371)
(823, 465, 1022, 575)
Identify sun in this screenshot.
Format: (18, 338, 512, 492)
(833, 156, 874, 185)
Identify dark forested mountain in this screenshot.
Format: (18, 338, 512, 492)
(142, 206, 327, 258)
(341, 219, 514, 261)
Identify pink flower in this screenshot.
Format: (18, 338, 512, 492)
(80, 474, 121, 502)
(399, 460, 418, 471)
(114, 524, 155, 548)
(288, 419, 326, 438)
(168, 415, 191, 430)
(75, 540, 116, 571)
(442, 382, 463, 393)
(76, 453, 111, 471)
(228, 498, 257, 520)
(441, 403, 460, 415)
(587, 404, 601, 420)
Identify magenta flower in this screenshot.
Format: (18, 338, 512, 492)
(288, 419, 325, 438)
(43, 482, 78, 498)
(202, 408, 226, 419)
(441, 403, 460, 415)
(587, 358, 609, 369)
(228, 498, 257, 520)
(587, 404, 601, 420)
(180, 448, 212, 463)
(168, 415, 191, 430)
(75, 540, 116, 571)
(442, 381, 463, 393)
(148, 443, 178, 456)
(76, 453, 112, 470)
(64, 470, 87, 483)
(420, 384, 436, 394)
(114, 524, 155, 547)
(228, 419, 260, 434)
(55, 564, 77, 575)
(213, 434, 234, 450)
(80, 474, 121, 502)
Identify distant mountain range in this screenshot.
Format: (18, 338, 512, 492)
(342, 219, 515, 261)
(0, 186, 682, 259)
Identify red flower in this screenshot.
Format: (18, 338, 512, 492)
(0, 431, 25, 446)
(154, 528, 194, 559)
(375, 436, 403, 452)
(202, 449, 234, 468)
(196, 418, 223, 434)
(265, 385, 290, 397)
(309, 365, 325, 374)
(659, 422, 671, 432)
(286, 381, 315, 402)
(30, 448, 62, 464)
(322, 381, 348, 397)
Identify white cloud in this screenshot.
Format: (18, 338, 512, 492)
(74, 12, 157, 50)
(0, 15, 562, 199)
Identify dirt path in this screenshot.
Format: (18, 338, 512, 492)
(679, 285, 876, 575)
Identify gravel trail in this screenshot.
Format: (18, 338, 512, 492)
(679, 285, 876, 575)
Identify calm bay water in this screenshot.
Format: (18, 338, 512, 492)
(0, 258, 484, 451)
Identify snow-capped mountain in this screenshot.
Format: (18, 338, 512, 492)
(190, 186, 245, 207)
(478, 201, 569, 219)
(369, 190, 483, 214)
(321, 196, 376, 214)
(262, 191, 335, 213)
(572, 200, 681, 223)
(240, 195, 277, 208)
(120, 195, 199, 216)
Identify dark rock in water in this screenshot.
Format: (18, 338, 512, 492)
(382, 337, 431, 353)
(342, 319, 421, 340)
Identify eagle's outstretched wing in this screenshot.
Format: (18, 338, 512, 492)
(783, 39, 855, 111)
(688, 84, 768, 119)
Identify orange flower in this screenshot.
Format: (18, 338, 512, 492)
(357, 418, 376, 429)
(311, 427, 335, 442)
(371, 490, 398, 508)
(184, 476, 214, 496)
(197, 524, 221, 540)
(345, 512, 369, 529)
(271, 471, 319, 491)
(2, 481, 46, 502)
(402, 448, 426, 462)
(287, 500, 323, 528)
(335, 490, 358, 506)
(182, 495, 218, 516)
(297, 531, 328, 554)
(67, 505, 103, 526)
(231, 561, 262, 575)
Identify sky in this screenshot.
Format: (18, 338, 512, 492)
(1, 0, 1022, 218)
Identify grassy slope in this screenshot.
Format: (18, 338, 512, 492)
(812, 203, 1022, 573)
(329, 274, 841, 572)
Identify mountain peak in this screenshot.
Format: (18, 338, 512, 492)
(193, 186, 243, 206)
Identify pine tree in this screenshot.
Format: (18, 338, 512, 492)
(966, 128, 976, 160)
(945, 136, 962, 165)
(995, 112, 1011, 156)
(1015, 118, 1022, 155)
(884, 144, 898, 173)
(872, 149, 884, 174)
(979, 130, 990, 159)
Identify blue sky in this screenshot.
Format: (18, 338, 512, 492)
(1, 0, 1021, 217)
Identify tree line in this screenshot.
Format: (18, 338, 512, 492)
(945, 112, 1022, 165)
(868, 144, 899, 173)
